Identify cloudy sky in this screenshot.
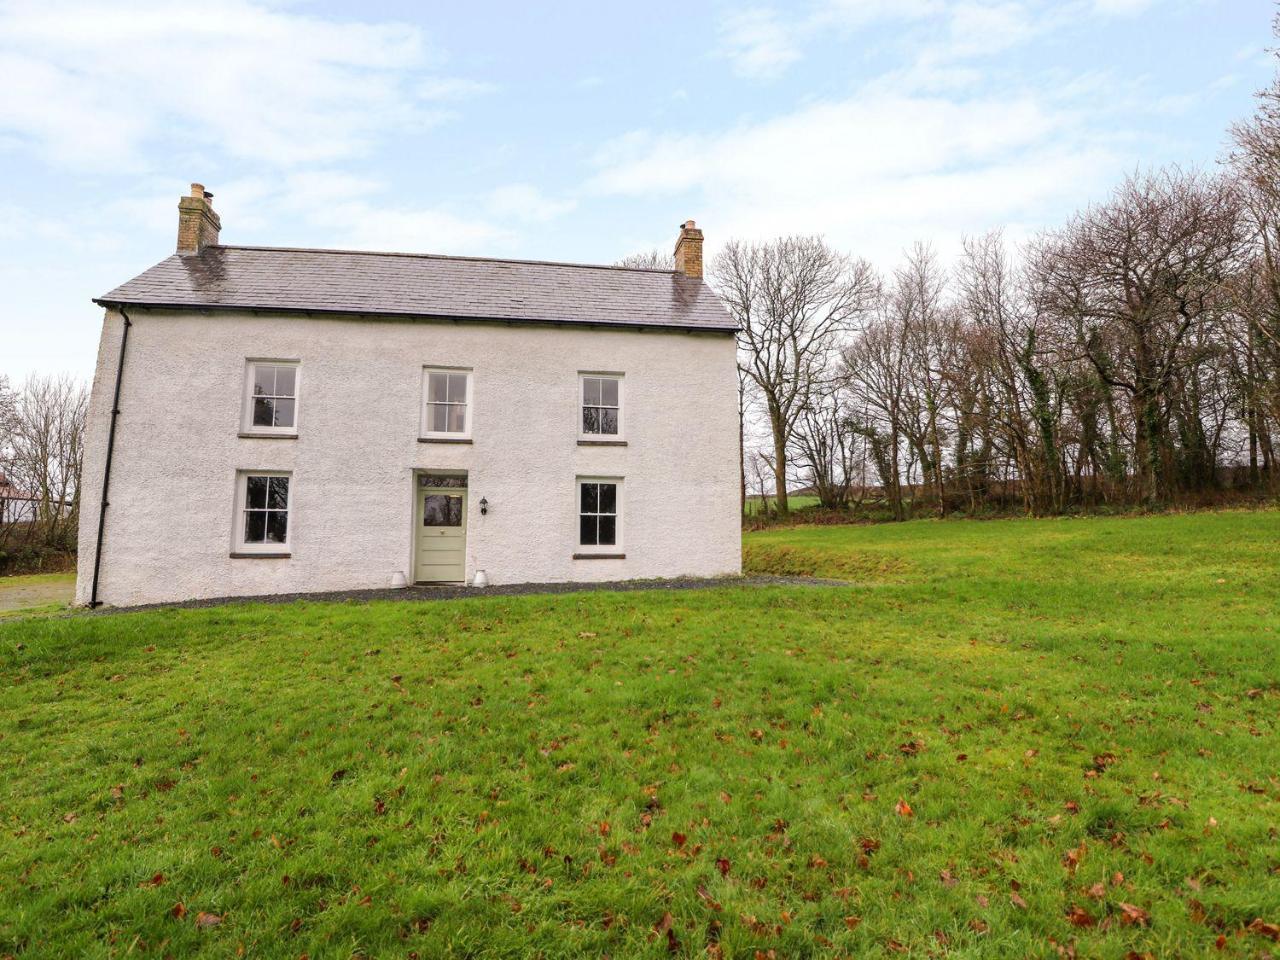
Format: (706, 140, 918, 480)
(0, 0, 1274, 379)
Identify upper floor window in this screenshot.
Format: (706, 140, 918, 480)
(243, 361, 299, 436)
(422, 368, 472, 440)
(581, 374, 622, 438)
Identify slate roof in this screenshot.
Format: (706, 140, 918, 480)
(95, 245, 736, 333)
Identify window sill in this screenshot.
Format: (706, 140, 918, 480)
(419, 437, 473, 444)
(578, 439, 627, 446)
(230, 551, 292, 559)
(573, 552, 626, 560)
(238, 432, 298, 440)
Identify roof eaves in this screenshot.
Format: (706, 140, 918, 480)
(91, 297, 740, 334)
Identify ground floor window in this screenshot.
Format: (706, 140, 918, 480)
(578, 478, 620, 549)
(235, 471, 290, 553)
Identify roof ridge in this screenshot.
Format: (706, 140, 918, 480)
(214, 244, 681, 276)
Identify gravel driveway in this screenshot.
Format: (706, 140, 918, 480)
(113, 575, 849, 613)
(0, 574, 75, 617)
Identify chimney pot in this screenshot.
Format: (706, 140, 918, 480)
(177, 181, 222, 255)
(673, 219, 704, 279)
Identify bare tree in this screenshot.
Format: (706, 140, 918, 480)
(4, 374, 88, 547)
(1228, 11, 1280, 488)
(615, 249, 676, 270)
(745, 450, 776, 519)
(957, 231, 1068, 513)
(713, 236, 878, 513)
(790, 379, 865, 509)
(843, 316, 910, 520)
(1032, 170, 1247, 502)
(0, 376, 20, 544)
(888, 245, 956, 515)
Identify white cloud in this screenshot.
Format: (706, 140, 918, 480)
(716, 7, 804, 79)
(817, 0, 944, 25)
(213, 171, 519, 253)
(418, 77, 498, 100)
(587, 87, 1126, 265)
(1090, 0, 1157, 14)
(485, 184, 576, 223)
(720, 0, 1175, 85)
(940, 2, 1039, 60)
(0, 0, 489, 170)
(322, 205, 513, 254)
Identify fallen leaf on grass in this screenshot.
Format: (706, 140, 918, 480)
(1092, 753, 1118, 773)
(1063, 842, 1086, 873)
(716, 857, 731, 877)
(1247, 919, 1280, 941)
(696, 885, 722, 911)
(652, 912, 679, 953)
(843, 916, 862, 930)
(895, 799, 913, 818)
(195, 912, 222, 929)
(1066, 905, 1096, 927)
(1117, 902, 1150, 926)
(171, 903, 187, 919)
(1010, 892, 1028, 910)
(139, 873, 164, 888)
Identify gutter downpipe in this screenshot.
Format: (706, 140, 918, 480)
(89, 306, 131, 609)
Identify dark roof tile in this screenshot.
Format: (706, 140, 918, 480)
(96, 245, 735, 332)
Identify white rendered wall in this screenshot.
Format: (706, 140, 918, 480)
(76, 309, 741, 606)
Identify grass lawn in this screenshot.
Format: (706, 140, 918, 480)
(743, 493, 820, 516)
(2, 511, 1279, 958)
(0, 572, 75, 620)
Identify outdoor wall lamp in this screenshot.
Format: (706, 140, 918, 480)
(479, 497, 488, 515)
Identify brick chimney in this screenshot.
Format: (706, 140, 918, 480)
(673, 220, 704, 279)
(176, 182, 221, 255)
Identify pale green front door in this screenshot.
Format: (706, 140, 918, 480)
(415, 486, 467, 583)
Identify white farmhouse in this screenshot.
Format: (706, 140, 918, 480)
(76, 184, 741, 607)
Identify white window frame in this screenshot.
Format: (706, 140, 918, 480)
(578, 372, 624, 441)
(232, 470, 292, 555)
(421, 367, 473, 440)
(241, 359, 300, 437)
(576, 476, 623, 554)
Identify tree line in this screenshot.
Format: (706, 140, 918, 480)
(0, 374, 87, 572)
(714, 19, 1280, 518)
